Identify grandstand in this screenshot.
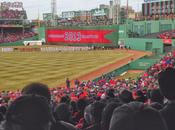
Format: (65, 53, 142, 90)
(0, 1, 38, 46)
(0, 1, 175, 130)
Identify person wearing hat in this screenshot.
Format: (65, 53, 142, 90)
(119, 89, 134, 104)
(3, 95, 54, 130)
(158, 68, 175, 130)
(109, 102, 168, 130)
(21, 82, 77, 130)
(84, 101, 105, 130)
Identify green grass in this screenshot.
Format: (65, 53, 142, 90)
(118, 71, 143, 80)
(0, 50, 132, 90)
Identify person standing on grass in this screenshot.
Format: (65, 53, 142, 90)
(66, 78, 70, 90)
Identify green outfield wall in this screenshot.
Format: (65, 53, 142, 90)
(119, 19, 175, 37)
(129, 58, 159, 70)
(93, 64, 130, 82)
(38, 27, 46, 41)
(93, 56, 161, 81)
(123, 38, 164, 54)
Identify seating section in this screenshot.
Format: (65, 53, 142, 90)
(0, 9, 26, 19)
(157, 30, 175, 39)
(0, 49, 175, 130)
(0, 31, 37, 44)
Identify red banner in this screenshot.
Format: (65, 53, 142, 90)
(162, 39, 172, 45)
(46, 30, 114, 44)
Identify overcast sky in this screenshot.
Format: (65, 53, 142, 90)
(2, 0, 143, 20)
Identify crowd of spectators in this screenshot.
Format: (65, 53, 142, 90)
(0, 31, 37, 44)
(0, 50, 175, 130)
(158, 30, 175, 39)
(0, 9, 26, 19)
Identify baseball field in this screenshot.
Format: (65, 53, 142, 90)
(0, 50, 133, 91)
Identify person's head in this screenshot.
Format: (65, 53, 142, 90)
(89, 101, 105, 124)
(84, 104, 93, 125)
(150, 89, 164, 104)
(119, 90, 134, 103)
(77, 98, 87, 113)
(54, 103, 72, 123)
(101, 102, 121, 130)
(70, 101, 77, 113)
(158, 68, 175, 101)
(4, 95, 54, 130)
(135, 90, 147, 103)
(60, 95, 70, 104)
(0, 106, 7, 116)
(106, 89, 115, 98)
(22, 82, 51, 102)
(109, 102, 168, 130)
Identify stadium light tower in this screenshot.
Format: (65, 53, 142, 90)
(113, 0, 121, 24)
(126, 0, 128, 18)
(51, 0, 57, 20)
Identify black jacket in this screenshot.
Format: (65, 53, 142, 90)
(160, 101, 175, 130)
(84, 123, 101, 130)
(51, 121, 77, 130)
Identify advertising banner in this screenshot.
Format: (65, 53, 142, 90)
(46, 29, 115, 44)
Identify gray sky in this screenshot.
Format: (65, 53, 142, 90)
(2, 0, 143, 20)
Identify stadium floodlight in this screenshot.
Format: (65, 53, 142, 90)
(51, 0, 57, 20)
(113, 0, 120, 24)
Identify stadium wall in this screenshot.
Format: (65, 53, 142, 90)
(93, 64, 130, 82)
(38, 27, 46, 41)
(122, 38, 164, 53)
(123, 19, 175, 36)
(93, 57, 160, 81)
(129, 58, 159, 70)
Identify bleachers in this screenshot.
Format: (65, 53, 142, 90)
(0, 31, 37, 44)
(0, 9, 26, 19)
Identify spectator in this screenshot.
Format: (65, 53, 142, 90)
(22, 83, 76, 130)
(60, 96, 71, 105)
(150, 89, 164, 105)
(159, 68, 175, 130)
(54, 103, 74, 124)
(4, 95, 54, 130)
(84, 101, 105, 130)
(101, 102, 121, 130)
(149, 89, 164, 110)
(135, 90, 147, 103)
(119, 90, 134, 103)
(74, 79, 80, 88)
(109, 102, 168, 130)
(73, 98, 87, 124)
(70, 101, 78, 114)
(66, 78, 71, 89)
(22, 82, 51, 101)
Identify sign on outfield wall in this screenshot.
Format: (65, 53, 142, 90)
(46, 30, 115, 44)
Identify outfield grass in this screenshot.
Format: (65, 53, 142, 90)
(0, 50, 132, 90)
